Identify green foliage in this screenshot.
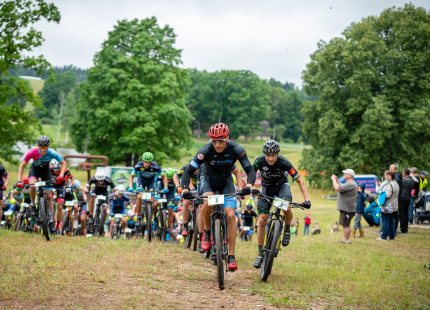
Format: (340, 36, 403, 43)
(71, 17, 193, 166)
(36, 70, 77, 118)
(9, 64, 88, 82)
(0, 0, 60, 163)
(301, 4, 430, 187)
(186, 69, 271, 138)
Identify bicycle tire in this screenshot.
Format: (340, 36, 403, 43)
(62, 214, 70, 236)
(15, 214, 23, 231)
(39, 197, 51, 241)
(160, 210, 166, 243)
(147, 203, 153, 242)
(215, 219, 225, 290)
(99, 206, 105, 236)
(260, 220, 280, 282)
(192, 208, 199, 251)
(185, 209, 193, 249)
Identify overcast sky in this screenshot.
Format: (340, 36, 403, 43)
(31, 0, 430, 87)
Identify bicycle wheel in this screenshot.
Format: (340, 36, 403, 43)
(39, 197, 51, 241)
(192, 208, 199, 251)
(260, 220, 280, 282)
(185, 210, 193, 249)
(15, 214, 23, 231)
(93, 207, 100, 237)
(215, 218, 225, 290)
(146, 203, 153, 242)
(62, 214, 70, 236)
(159, 210, 166, 243)
(98, 207, 105, 236)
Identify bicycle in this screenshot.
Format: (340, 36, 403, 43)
(258, 194, 303, 282)
(2, 208, 18, 231)
(155, 193, 169, 243)
(135, 191, 153, 242)
(242, 226, 253, 242)
(111, 213, 124, 239)
(15, 202, 30, 232)
(34, 180, 55, 241)
(88, 194, 107, 237)
(185, 198, 202, 250)
(62, 200, 75, 236)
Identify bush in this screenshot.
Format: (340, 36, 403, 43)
(40, 117, 54, 125)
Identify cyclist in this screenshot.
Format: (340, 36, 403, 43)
(1, 184, 23, 223)
(108, 185, 134, 237)
(86, 170, 117, 236)
(71, 180, 89, 236)
(240, 204, 258, 241)
(50, 159, 74, 233)
(181, 123, 256, 271)
(22, 175, 31, 204)
(252, 139, 311, 269)
(128, 152, 168, 229)
(0, 163, 10, 202)
(17, 136, 67, 232)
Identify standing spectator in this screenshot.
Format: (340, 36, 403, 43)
(290, 220, 296, 237)
(376, 171, 399, 241)
(363, 197, 380, 227)
(303, 212, 311, 235)
(420, 171, 428, 192)
(295, 217, 299, 236)
(332, 169, 357, 244)
(391, 164, 403, 232)
(398, 168, 415, 234)
(0, 164, 10, 202)
(409, 167, 420, 224)
(352, 183, 366, 238)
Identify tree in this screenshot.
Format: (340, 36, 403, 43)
(301, 4, 430, 188)
(36, 70, 77, 119)
(0, 0, 60, 163)
(71, 17, 193, 166)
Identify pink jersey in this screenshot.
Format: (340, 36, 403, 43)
(23, 148, 63, 167)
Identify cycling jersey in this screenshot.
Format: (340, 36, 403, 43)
(50, 167, 72, 187)
(132, 161, 164, 180)
(181, 141, 256, 190)
(86, 176, 115, 191)
(5, 190, 24, 205)
(252, 155, 300, 186)
(0, 167, 7, 187)
(23, 148, 63, 167)
(242, 210, 257, 227)
(109, 193, 131, 214)
(176, 163, 198, 186)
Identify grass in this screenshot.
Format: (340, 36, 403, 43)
(23, 78, 45, 112)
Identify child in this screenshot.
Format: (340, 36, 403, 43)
(352, 183, 366, 238)
(312, 221, 321, 235)
(290, 220, 296, 237)
(363, 197, 381, 227)
(330, 220, 339, 233)
(303, 212, 311, 235)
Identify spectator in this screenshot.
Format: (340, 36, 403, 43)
(330, 220, 339, 233)
(419, 171, 428, 192)
(0, 163, 10, 203)
(398, 168, 415, 234)
(409, 167, 420, 224)
(303, 212, 311, 235)
(390, 164, 403, 232)
(376, 170, 399, 241)
(363, 197, 380, 227)
(352, 183, 366, 238)
(295, 217, 299, 236)
(332, 169, 357, 244)
(312, 221, 321, 234)
(290, 220, 296, 237)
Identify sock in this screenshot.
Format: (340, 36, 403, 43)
(228, 255, 235, 260)
(285, 225, 290, 233)
(183, 223, 188, 229)
(30, 199, 35, 205)
(56, 221, 60, 229)
(258, 245, 263, 256)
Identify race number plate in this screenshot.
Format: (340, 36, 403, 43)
(34, 181, 46, 187)
(4, 211, 13, 216)
(244, 226, 251, 231)
(158, 199, 167, 203)
(142, 193, 152, 200)
(273, 198, 290, 211)
(86, 234, 92, 238)
(125, 228, 132, 233)
(64, 201, 74, 207)
(114, 214, 123, 219)
(208, 195, 224, 206)
(97, 195, 106, 200)
(21, 203, 29, 209)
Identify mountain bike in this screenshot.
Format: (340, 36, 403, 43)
(155, 192, 169, 243)
(111, 213, 124, 239)
(15, 202, 30, 232)
(35, 180, 55, 241)
(258, 194, 303, 282)
(135, 191, 153, 242)
(88, 194, 107, 237)
(2, 208, 18, 231)
(242, 226, 253, 242)
(185, 198, 202, 249)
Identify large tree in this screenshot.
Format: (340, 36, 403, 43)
(301, 4, 430, 187)
(0, 0, 60, 163)
(71, 17, 193, 166)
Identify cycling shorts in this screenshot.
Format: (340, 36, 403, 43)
(29, 164, 53, 190)
(199, 173, 236, 209)
(257, 183, 292, 215)
(90, 187, 109, 197)
(155, 183, 176, 201)
(136, 176, 156, 193)
(110, 207, 126, 219)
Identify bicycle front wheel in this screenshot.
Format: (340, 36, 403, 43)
(260, 220, 281, 282)
(39, 198, 51, 241)
(215, 218, 225, 290)
(146, 204, 153, 242)
(159, 210, 166, 243)
(192, 208, 199, 251)
(185, 210, 193, 249)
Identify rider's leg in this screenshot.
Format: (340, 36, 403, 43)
(56, 199, 64, 229)
(136, 192, 142, 216)
(283, 208, 293, 227)
(80, 211, 86, 235)
(225, 207, 237, 256)
(167, 207, 174, 233)
(121, 216, 127, 230)
(109, 218, 115, 237)
(29, 177, 37, 204)
(257, 214, 269, 247)
(89, 196, 95, 216)
(182, 199, 190, 225)
(198, 204, 204, 234)
(201, 192, 214, 231)
(102, 204, 108, 228)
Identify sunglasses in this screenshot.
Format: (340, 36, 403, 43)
(39, 146, 48, 150)
(211, 138, 227, 144)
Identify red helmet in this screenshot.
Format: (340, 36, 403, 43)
(23, 175, 29, 184)
(209, 123, 229, 139)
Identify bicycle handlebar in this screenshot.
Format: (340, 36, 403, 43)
(258, 194, 305, 209)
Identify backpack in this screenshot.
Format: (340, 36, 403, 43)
(305, 216, 311, 225)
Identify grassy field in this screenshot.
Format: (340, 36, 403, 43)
(23, 78, 45, 112)
(0, 182, 429, 309)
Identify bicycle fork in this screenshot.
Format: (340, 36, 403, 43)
(210, 210, 229, 269)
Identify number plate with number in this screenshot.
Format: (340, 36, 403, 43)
(244, 226, 251, 231)
(97, 195, 106, 200)
(21, 203, 29, 209)
(64, 201, 74, 206)
(4, 211, 13, 216)
(114, 214, 123, 219)
(34, 182, 46, 187)
(125, 228, 132, 233)
(273, 198, 290, 211)
(158, 199, 167, 203)
(142, 193, 152, 200)
(208, 195, 225, 206)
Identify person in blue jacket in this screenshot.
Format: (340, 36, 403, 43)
(363, 197, 381, 227)
(352, 183, 366, 237)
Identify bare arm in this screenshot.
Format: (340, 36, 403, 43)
(296, 177, 311, 201)
(162, 174, 168, 189)
(128, 174, 134, 188)
(17, 161, 27, 182)
(59, 159, 67, 177)
(4, 174, 10, 187)
(173, 174, 180, 188)
(331, 175, 341, 192)
(232, 167, 243, 190)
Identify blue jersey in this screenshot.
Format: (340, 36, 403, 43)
(24, 147, 63, 167)
(132, 161, 163, 180)
(110, 193, 132, 209)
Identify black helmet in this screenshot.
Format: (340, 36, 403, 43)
(262, 139, 280, 155)
(37, 136, 50, 147)
(246, 204, 253, 210)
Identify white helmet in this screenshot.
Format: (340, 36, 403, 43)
(95, 170, 107, 181)
(127, 209, 134, 218)
(73, 179, 81, 189)
(50, 159, 61, 169)
(117, 185, 126, 194)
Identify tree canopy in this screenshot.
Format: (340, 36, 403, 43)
(301, 4, 430, 187)
(71, 17, 193, 166)
(0, 0, 60, 163)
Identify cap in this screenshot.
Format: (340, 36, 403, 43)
(420, 171, 428, 176)
(342, 169, 355, 177)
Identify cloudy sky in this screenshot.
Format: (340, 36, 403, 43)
(31, 0, 430, 87)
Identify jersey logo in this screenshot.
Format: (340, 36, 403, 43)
(224, 154, 229, 157)
(239, 151, 246, 158)
(210, 160, 216, 165)
(289, 167, 296, 175)
(140, 168, 144, 171)
(262, 166, 269, 171)
(198, 154, 204, 160)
